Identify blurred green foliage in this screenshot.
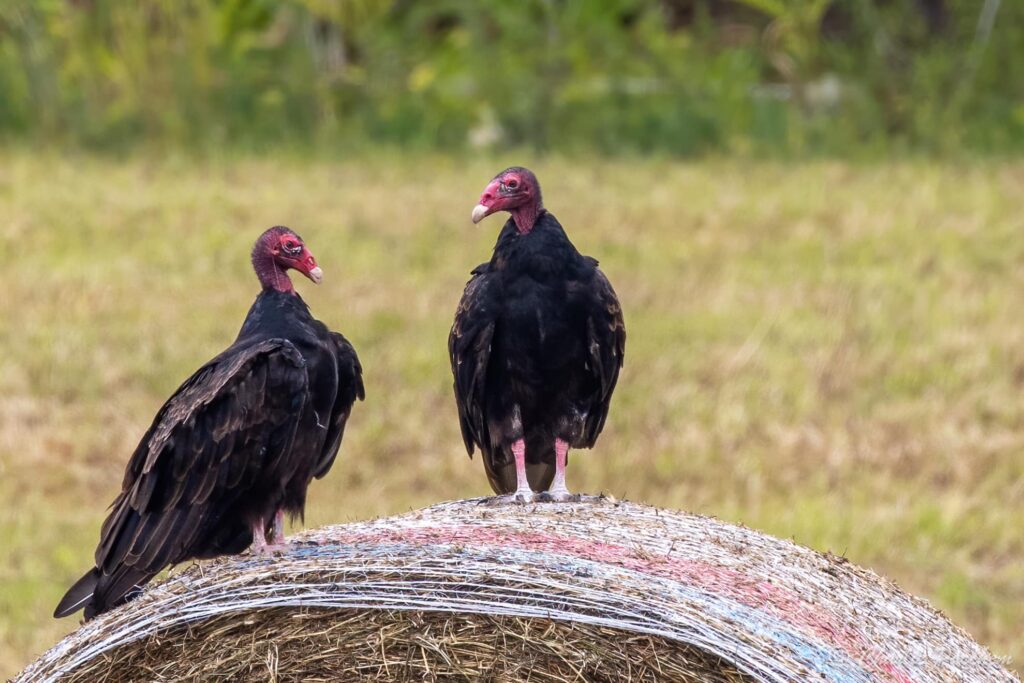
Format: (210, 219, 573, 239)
(0, 0, 1022, 155)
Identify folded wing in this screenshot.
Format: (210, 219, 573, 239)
(579, 261, 626, 447)
(311, 332, 365, 480)
(449, 264, 498, 459)
(55, 339, 309, 619)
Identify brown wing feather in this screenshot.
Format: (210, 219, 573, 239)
(581, 264, 626, 446)
(86, 339, 308, 614)
(449, 264, 497, 459)
(311, 332, 365, 480)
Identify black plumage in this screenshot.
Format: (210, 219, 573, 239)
(55, 226, 363, 620)
(450, 168, 625, 501)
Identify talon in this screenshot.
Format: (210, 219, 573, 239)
(254, 543, 289, 557)
(538, 490, 580, 503)
(250, 513, 288, 556)
(484, 492, 535, 506)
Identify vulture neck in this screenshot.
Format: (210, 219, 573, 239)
(511, 204, 544, 235)
(252, 253, 295, 294)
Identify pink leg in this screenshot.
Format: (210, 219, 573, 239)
(268, 509, 286, 545)
(251, 511, 288, 555)
(483, 438, 536, 505)
(251, 518, 269, 552)
(510, 438, 535, 501)
(541, 438, 577, 502)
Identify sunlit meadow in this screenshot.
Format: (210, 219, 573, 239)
(0, 154, 1021, 676)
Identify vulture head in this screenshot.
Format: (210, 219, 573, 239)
(472, 167, 544, 234)
(252, 226, 323, 293)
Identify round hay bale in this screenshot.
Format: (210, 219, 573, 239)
(20, 499, 1016, 682)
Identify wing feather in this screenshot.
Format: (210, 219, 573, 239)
(449, 264, 498, 458)
(89, 339, 308, 610)
(310, 332, 365, 480)
(580, 264, 626, 446)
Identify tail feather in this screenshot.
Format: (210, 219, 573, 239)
(54, 564, 155, 620)
(86, 567, 152, 620)
(53, 568, 99, 618)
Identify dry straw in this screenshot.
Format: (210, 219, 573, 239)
(19, 499, 1018, 682)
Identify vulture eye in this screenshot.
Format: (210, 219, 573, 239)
(506, 179, 519, 190)
(283, 240, 302, 256)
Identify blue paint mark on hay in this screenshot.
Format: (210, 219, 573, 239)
(235, 539, 875, 681)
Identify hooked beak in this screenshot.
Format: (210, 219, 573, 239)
(471, 204, 491, 224)
(306, 266, 323, 285)
(473, 178, 504, 224)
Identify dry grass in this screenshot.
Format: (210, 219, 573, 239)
(20, 500, 1013, 681)
(75, 609, 751, 683)
(0, 153, 1022, 677)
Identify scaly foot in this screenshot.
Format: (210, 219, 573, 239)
(252, 542, 289, 556)
(250, 515, 288, 556)
(483, 489, 536, 506)
(536, 489, 582, 503)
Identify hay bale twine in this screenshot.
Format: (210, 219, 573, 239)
(20, 499, 1016, 682)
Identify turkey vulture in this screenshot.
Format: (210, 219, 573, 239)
(54, 226, 364, 620)
(449, 167, 625, 503)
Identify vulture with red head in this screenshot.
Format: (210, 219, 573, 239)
(55, 226, 364, 620)
(449, 167, 626, 502)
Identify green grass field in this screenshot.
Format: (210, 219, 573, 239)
(0, 154, 1021, 677)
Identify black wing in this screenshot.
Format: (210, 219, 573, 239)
(449, 263, 498, 458)
(55, 339, 308, 619)
(311, 332, 365, 480)
(578, 260, 626, 446)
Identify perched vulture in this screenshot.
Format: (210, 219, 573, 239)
(55, 226, 364, 620)
(449, 167, 625, 503)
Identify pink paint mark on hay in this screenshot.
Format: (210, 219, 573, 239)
(343, 525, 915, 683)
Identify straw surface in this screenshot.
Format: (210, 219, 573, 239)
(19, 498, 1018, 682)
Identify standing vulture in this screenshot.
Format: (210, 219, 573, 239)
(449, 167, 625, 503)
(54, 226, 364, 620)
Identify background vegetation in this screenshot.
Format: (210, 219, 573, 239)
(1, 0, 1022, 156)
(1, 155, 1022, 676)
(1, 0, 1022, 678)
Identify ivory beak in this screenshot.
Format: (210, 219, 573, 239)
(307, 266, 323, 284)
(471, 204, 490, 224)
